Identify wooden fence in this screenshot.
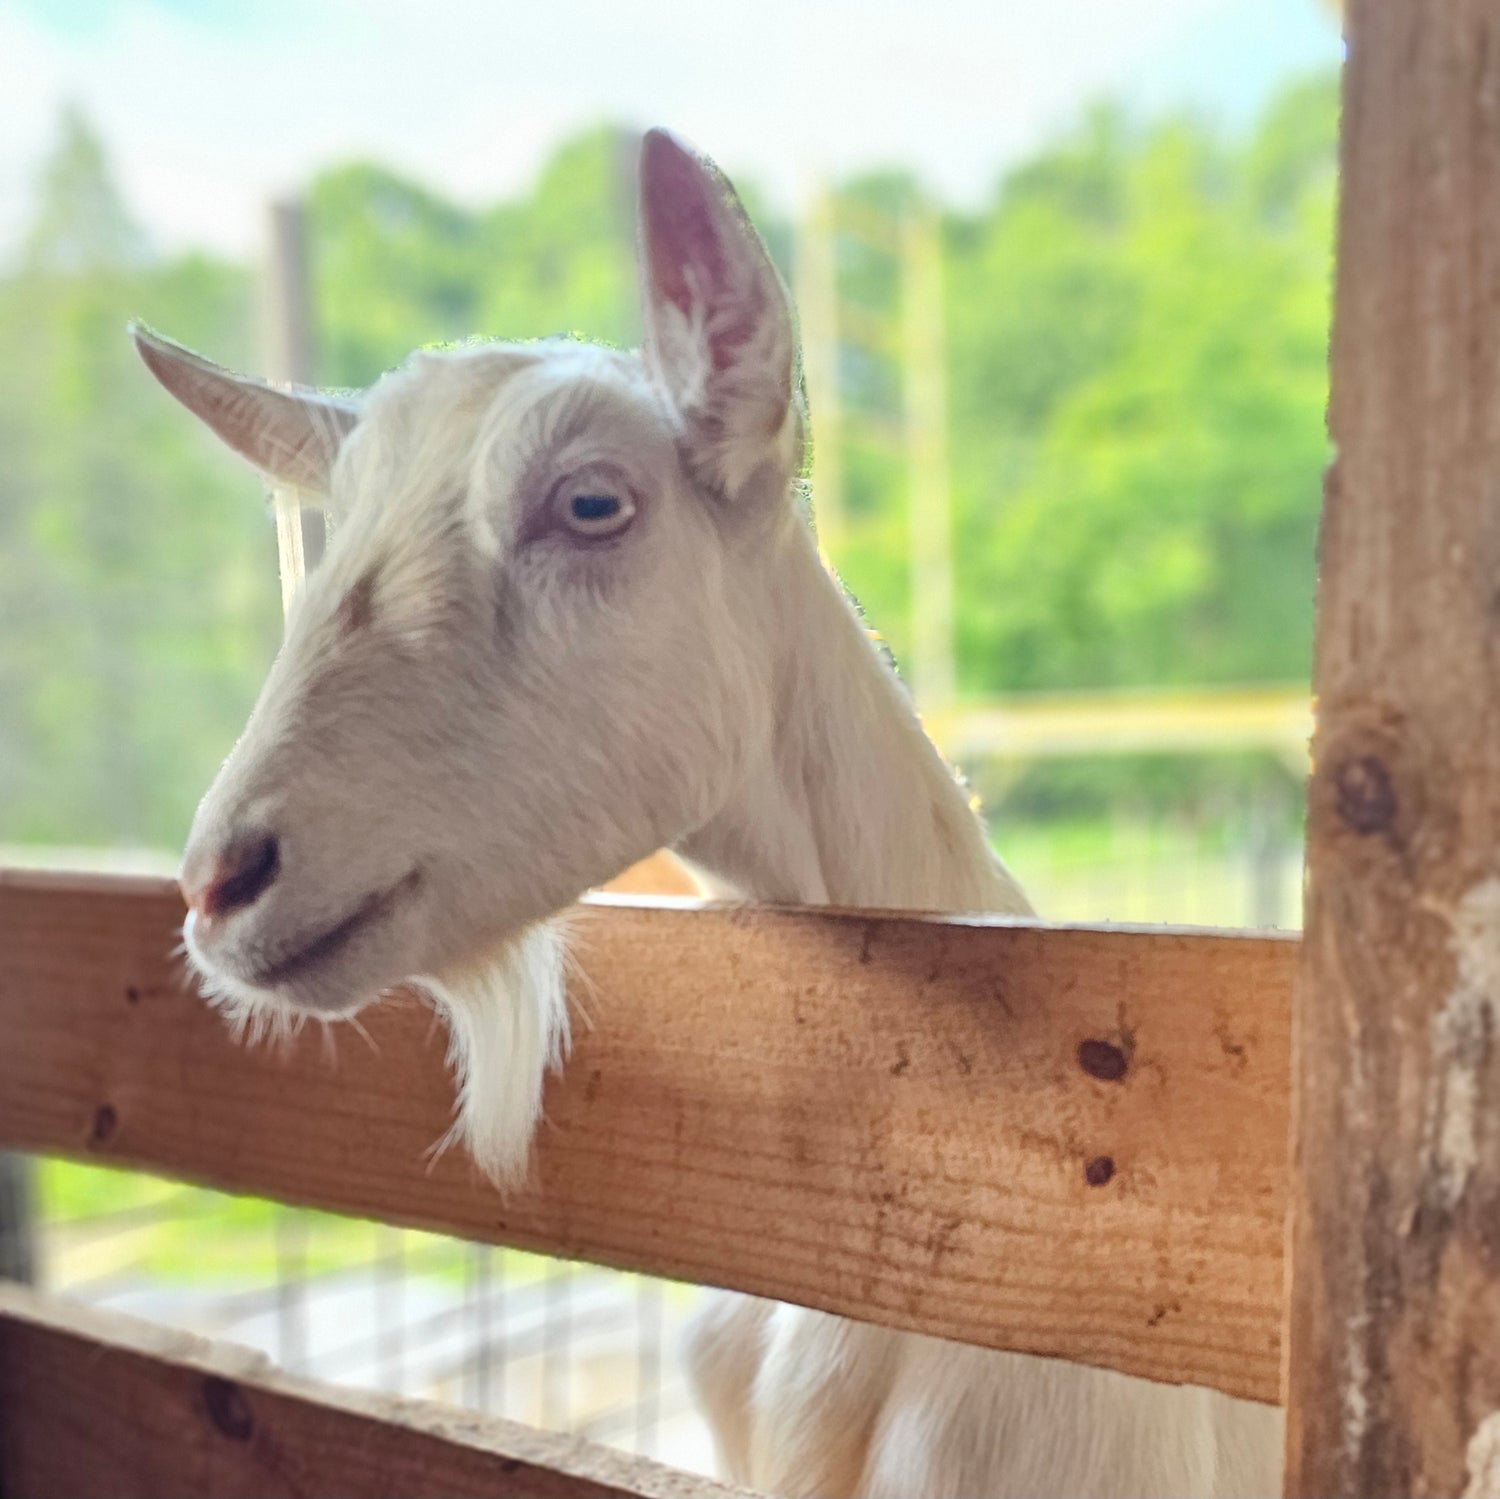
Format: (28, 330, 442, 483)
(4, 2, 1500, 1494)
(0, 873, 1291, 1493)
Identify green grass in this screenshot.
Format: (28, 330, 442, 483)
(995, 816, 1301, 928)
(39, 1161, 559, 1288)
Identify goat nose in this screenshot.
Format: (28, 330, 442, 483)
(182, 831, 281, 920)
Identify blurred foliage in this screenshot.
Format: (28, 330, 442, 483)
(0, 80, 1337, 853)
(0, 108, 273, 847)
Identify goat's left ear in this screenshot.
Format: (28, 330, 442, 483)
(638, 129, 801, 502)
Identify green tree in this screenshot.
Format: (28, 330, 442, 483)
(308, 163, 485, 386)
(0, 80, 1340, 856)
(0, 109, 273, 848)
(948, 91, 1334, 694)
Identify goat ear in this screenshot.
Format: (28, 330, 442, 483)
(638, 129, 800, 500)
(130, 323, 358, 494)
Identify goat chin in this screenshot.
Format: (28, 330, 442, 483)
(683, 1290, 1284, 1499)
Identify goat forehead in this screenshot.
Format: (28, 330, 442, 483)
(310, 341, 669, 616)
(474, 352, 674, 479)
(339, 342, 662, 512)
(373, 340, 651, 434)
(336, 346, 538, 506)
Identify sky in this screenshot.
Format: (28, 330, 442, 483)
(1, 0, 1342, 261)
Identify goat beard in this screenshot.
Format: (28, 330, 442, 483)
(417, 918, 572, 1189)
(200, 917, 573, 1192)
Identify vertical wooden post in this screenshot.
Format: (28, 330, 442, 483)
(1285, 3, 1500, 1494)
(264, 198, 325, 609)
(263, 201, 322, 1340)
(0, 1154, 34, 1284)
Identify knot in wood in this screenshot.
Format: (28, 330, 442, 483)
(1085, 1155, 1116, 1187)
(202, 1376, 255, 1441)
(1078, 1039, 1129, 1082)
(90, 1103, 117, 1144)
(1334, 754, 1398, 835)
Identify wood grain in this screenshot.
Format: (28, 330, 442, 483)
(1284, 3, 1500, 1493)
(0, 870, 1295, 1402)
(0, 1283, 741, 1499)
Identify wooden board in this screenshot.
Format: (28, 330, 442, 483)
(602, 849, 703, 896)
(0, 1283, 739, 1499)
(1284, 2, 1500, 1493)
(0, 870, 1295, 1402)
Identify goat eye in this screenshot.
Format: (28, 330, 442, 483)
(560, 491, 635, 539)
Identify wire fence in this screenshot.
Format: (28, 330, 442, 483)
(17, 1164, 717, 1472)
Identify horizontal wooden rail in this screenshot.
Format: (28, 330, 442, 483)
(0, 1284, 737, 1498)
(927, 684, 1312, 766)
(0, 871, 1295, 1402)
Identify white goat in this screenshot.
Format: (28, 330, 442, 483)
(136, 128, 1282, 1498)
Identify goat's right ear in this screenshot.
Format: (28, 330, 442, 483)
(130, 323, 358, 494)
(637, 130, 801, 503)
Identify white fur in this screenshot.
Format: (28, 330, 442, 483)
(418, 921, 570, 1188)
(142, 129, 1281, 1497)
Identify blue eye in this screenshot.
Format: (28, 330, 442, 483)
(571, 494, 620, 522)
(559, 488, 636, 537)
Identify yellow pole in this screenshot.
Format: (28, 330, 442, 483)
(902, 201, 955, 710)
(795, 186, 847, 569)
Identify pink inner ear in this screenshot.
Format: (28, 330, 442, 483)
(641, 131, 730, 320)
